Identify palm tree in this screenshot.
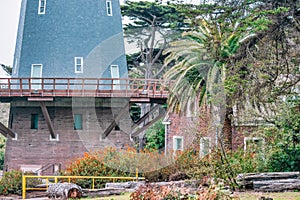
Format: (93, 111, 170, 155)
(164, 17, 253, 150)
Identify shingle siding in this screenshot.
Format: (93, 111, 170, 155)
(13, 0, 127, 78)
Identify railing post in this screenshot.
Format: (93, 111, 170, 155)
(28, 78, 31, 91)
(53, 78, 56, 95)
(20, 79, 23, 95)
(92, 178, 95, 190)
(22, 175, 26, 199)
(46, 178, 49, 190)
(136, 168, 138, 181)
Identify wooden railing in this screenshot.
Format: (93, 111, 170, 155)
(0, 78, 170, 98)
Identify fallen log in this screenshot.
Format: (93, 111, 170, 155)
(253, 179, 300, 192)
(46, 182, 83, 199)
(82, 188, 124, 197)
(236, 172, 300, 191)
(237, 172, 300, 182)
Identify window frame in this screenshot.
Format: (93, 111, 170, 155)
(200, 137, 211, 157)
(110, 65, 120, 90)
(74, 114, 83, 130)
(244, 137, 265, 152)
(38, 0, 46, 15)
(74, 57, 83, 73)
(31, 64, 43, 90)
(173, 136, 183, 152)
(31, 64, 43, 78)
(106, 0, 113, 16)
(31, 114, 39, 129)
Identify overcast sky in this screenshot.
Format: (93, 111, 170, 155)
(0, 0, 21, 66)
(0, 0, 198, 66)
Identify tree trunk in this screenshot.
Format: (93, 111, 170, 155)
(222, 106, 233, 150)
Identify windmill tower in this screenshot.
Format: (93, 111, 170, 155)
(3, 0, 133, 173)
(13, 0, 127, 79)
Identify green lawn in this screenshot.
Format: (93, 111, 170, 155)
(84, 193, 131, 200)
(83, 192, 300, 200)
(238, 192, 300, 200)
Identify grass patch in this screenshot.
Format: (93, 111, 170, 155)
(84, 193, 131, 200)
(84, 192, 300, 200)
(238, 191, 300, 200)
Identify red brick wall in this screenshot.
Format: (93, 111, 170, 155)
(166, 106, 259, 152)
(232, 125, 259, 150)
(166, 106, 211, 153)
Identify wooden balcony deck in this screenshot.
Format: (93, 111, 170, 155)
(0, 78, 170, 99)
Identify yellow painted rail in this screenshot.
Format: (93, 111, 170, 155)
(22, 173, 145, 199)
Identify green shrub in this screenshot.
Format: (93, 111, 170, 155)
(267, 146, 300, 172)
(0, 170, 22, 195)
(64, 147, 200, 186)
(0, 151, 4, 170)
(187, 148, 267, 189)
(144, 119, 165, 151)
(0, 136, 5, 170)
(262, 105, 300, 172)
(144, 149, 198, 182)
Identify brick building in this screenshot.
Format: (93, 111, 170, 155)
(1, 0, 135, 173)
(164, 105, 263, 157)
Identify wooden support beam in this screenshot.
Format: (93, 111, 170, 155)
(131, 104, 161, 130)
(102, 103, 132, 139)
(131, 111, 165, 137)
(40, 102, 56, 139)
(0, 122, 15, 138)
(28, 97, 53, 101)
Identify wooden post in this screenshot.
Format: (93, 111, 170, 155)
(40, 102, 56, 139)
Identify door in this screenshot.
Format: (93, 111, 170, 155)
(31, 64, 43, 89)
(110, 65, 120, 90)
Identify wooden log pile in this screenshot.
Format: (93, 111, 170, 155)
(237, 172, 300, 192)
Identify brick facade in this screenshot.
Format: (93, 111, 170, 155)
(166, 106, 211, 153)
(4, 98, 133, 172)
(166, 106, 259, 153)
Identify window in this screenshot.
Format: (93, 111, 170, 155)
(173, 136, 183, 152)
(200, 137, 211, 157)
(110, 65, 120, 90)
(31, 114, 39, 129)
(74, 114, 83, 130)
(31, 64, 43, 89)
(38, 0, 46, 15)
(74, 57, 83, 73)
(106, 0, 112, 16)
(244, 137, 264, 153)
